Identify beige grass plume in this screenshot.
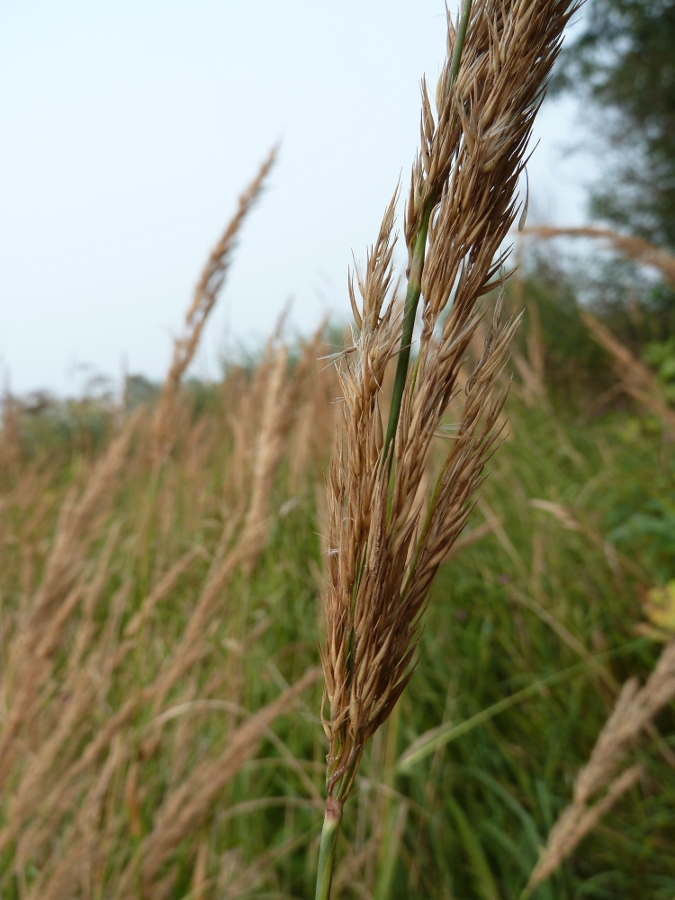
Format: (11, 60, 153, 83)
(523, 639, 675, 896)
(582, 309, 675, 434)
(315, 0, 579, 896)
(522, 225, 675, 286)
(151, 147, 277, 463)
(522, 225, 675, 431)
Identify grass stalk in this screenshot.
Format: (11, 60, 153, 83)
(383, 203, 432, 468)
(314, 801, 343, 900)
(383, 2, 472, 468)
(449, 0, 474, 87)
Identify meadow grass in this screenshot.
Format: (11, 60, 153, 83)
(1, 331, 675, 898)
(3, 3, 675, 893)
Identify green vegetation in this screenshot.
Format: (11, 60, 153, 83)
(2, 270, 675, 897)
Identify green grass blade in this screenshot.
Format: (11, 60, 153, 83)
(396, 639, 648, 772)
(446, 793, 501, 900)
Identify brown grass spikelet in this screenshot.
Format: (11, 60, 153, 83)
(523, 639, 675, 896)
(151, 146, 277, 463)
(521, 225, 675, 430)
(0, 409, 141, 790)
(144, 327, 326, 722)
(522, 225, 675, 286)
(317, 3, 580, 875)
(521, 764, 643, 899)
(581, 310, 675, 434)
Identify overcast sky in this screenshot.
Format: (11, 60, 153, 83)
(0, 1, 595, 396)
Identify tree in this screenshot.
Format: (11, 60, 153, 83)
(555, 0, 675, 248)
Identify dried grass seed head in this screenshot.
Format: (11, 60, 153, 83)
(321, 0, 579, 805)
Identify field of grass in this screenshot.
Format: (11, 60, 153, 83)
(1, 284, 675, 899)
(5, 0, 675, 892)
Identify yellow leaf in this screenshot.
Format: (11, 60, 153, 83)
(644, 581, 675, 632)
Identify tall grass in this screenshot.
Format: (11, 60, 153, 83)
(2, 6, 675, 900)
(317, 0, 578, 894)
(0, 160, 335, 899)
(0, 342, 332, 899)
(3, 312, 675, 897)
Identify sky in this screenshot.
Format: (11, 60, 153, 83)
(0, 0, 596, 396)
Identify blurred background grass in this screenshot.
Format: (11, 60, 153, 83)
(2, 252, 675, 898)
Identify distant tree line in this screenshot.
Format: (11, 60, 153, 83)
(555, 0, 675, 248)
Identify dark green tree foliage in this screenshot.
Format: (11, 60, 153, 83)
(556, 0, 675, 248)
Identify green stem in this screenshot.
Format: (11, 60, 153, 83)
(383, 205, 432, 469)
(314, 800, 343, 900)
(382, 1, 473, 472)
(449, 0, 474, 90)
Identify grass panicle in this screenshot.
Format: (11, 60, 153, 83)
(523, 224, 675, 286)
(582, 309, 675, 433)
(151, 147, 277, 465)
(318, 0, 579, 894)
(524, 639, 675, 896)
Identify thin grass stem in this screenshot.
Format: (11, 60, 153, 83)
(396, 639, 648, 772)
(314, 801, 342, 900)
(449, 0, 474, 89)
(383, 205, 432, 468)
(382, 3, 472, 469)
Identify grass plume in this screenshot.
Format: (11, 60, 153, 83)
(522, 224, 675, 286)
(151, 147, 277, 463)
(524, 639, 675, 896)
(317, 0, 579, 894)
(582, 309, 675, 433)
